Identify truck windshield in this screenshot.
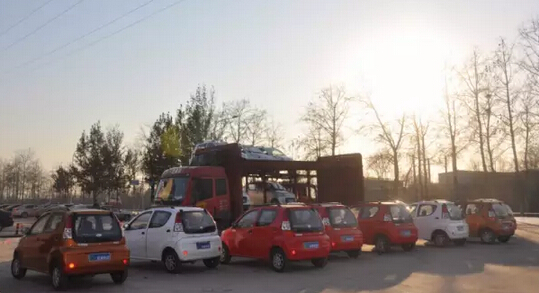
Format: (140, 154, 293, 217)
(288, 209, 324, 232)
(72, 213, 122, 243)
(389, 205, 413, 223)
(328, 207, 357, 228)
(156, 177, 189, 204)
(182, 211, 217, 234)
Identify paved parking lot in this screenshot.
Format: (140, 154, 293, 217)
(0, 219, 538, 293)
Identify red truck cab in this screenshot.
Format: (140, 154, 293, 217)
(154, 166, 231, 230)
(311, 203, 363, 258)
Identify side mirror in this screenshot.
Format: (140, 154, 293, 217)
(22, 227, 30, 235)
(122, 223, 129, 230)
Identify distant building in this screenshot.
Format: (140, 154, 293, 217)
(364, 178, 403, 202)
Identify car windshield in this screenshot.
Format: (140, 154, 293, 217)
(503, 204, 514, 215)
(389, 205, 413, 223)
(446, 204, 464, 220)
(155, 177, 189, 204)
(288, 208, 324, 232)
(492, 203, 510, 218)
(182, 211, 216, 234)
(269, 182, 286, 190)
(72, 213, 122, 243)
(328, 207, 357, 228)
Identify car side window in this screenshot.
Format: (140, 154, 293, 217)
(417, 204, 437, 217)
(149, 211, 172, 228)
(236, 210, 259, 228)
(409, 205, 418, 217)
(43, 213, 64, 233)
(29, 215, 51, 235)
(257, 210, 277, 226)
(129, 212, 152, 230)
(358, 206, 379, 219)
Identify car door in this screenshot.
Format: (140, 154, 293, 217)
(464, 204, 481, 237)
(36, 212, 65, 272)
(145, 210, 173, 260)
(414, 204, 437, 240)
(20, 214, 51, 270)
(124, 211, 152, 259)
(356, 205, 379, 244)
(231, 209, 260, 257)
(251, 209, 278, 259)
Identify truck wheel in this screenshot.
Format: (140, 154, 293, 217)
(203, 257, 220, 269)
(110, 269, 128, 284)
(270, 248, 287, 272)
(375, 235, 389, 255)
(311, 257, 328, 268)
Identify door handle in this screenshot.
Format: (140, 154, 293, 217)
(141, 232, 145, 235)
(166, 229, 171, 233)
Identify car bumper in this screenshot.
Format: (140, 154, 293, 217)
(446, 228, 469, 240)
(330, 237, 363, 252)
(497, 228, 515, 236)
(63, 261, 127, 275)
(284, 242, 331, 261)
(176, 236, 222, 261)
(62, 251, 129, 275)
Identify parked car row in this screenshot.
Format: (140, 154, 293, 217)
(10, 198, 516, 291)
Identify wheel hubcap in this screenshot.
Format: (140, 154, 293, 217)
(165, 255, 176, 271)
(436, 235, 445, 246)
(483, 231, 492, 242)
(220, 248, 227, 262)
(377, 239, 385, 250)
(53, 268, 60, 287)
(12, 259, 19, 275)
(273, 253, 284, 269)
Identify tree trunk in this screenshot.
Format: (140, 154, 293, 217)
(421, 133, 429, 199)
(485, 110, 496, 172)
(412, 154, 418, 201)
(473, 54, 488, 172)
(393, 149, 399, 197)
(416, 141, 423, 200)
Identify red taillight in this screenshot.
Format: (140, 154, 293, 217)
(173, 212, 183, 232)
(331, 242, 336, 247)
(68, 263, 75, 269)
(123, 259, 128, 265)
(442, 204, 449, 219)
(63, 215, 73, 240)
(291, 250, 296, 256)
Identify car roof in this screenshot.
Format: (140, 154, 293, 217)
(145, 206, 205, 212)
(411, 200, 454, 205)
(69, 209, 112, 215)
(357, 201, 405, 206)
(311, 202, 346, 208)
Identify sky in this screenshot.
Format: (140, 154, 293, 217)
(1, 0, 538, 172)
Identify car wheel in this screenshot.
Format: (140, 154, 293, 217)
(110, 269, 128, 284)
(21, 212, 28, 218)
(433, 232, 449, 247)
(51, 263, 69, 291)
(402, 243, 415, 251)
(498, 236, 511, 243)
(480, 229, 496, 244)
(454, 239, 466, 246)
(375, 235, 390, 255)
(203, 257, 220, 269)
(163, 250, 181, 274)
(220, 243, 231, 264)
(270, 248, 287, 273)
(11, 255, 27, 279)
(346, 250, 361, 259)
(311, 257, 328, 268)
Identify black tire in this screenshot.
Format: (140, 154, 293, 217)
(203, 257, 220, 269)
(498, 236, 511, 243)
(21, 212, 28, 218)
(110, 269, 128, 284)
(346, 250, 361, 259)
(433, 231, 449, 247)
(162, 250, 181, 274)
(51, 262, 69, 291)
(454, 239, 466, 246)
(375, 235, 390, 255)
(480, 229, 496, 244)
(220, 243, 231, 264)
(311, 257, 328, 268)
(11, 255, 26, 279)
(270, 248, 287, 273)
(402, 243, 415, 251)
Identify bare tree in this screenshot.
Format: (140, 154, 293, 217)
(412, 116, 429, 199)
(362, 97, 407, 196)
(457, 49, 490, 172)
(245, 108, 268, 146)
(519, 18, 539, 96)
(519, 85, 539, 171)
(208, 104, 231, 141)
(226, 99, 252, 144)
(301, 85, 352, 156)
(494, 38, 521, 173)
(265, 120, 284, 149)
(366, 150, 393, 179)
(300, 125, 330, 160)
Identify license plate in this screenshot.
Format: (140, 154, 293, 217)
(457, 226, 464, 231)
(88, 253, 111, 262)
(196, 241, 211, 250)
(400, 230, 411, 237)
(341, 236, 354, 242)
(304, 242, 319, 249)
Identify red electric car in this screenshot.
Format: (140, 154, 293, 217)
(220, 203, 331, 272)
